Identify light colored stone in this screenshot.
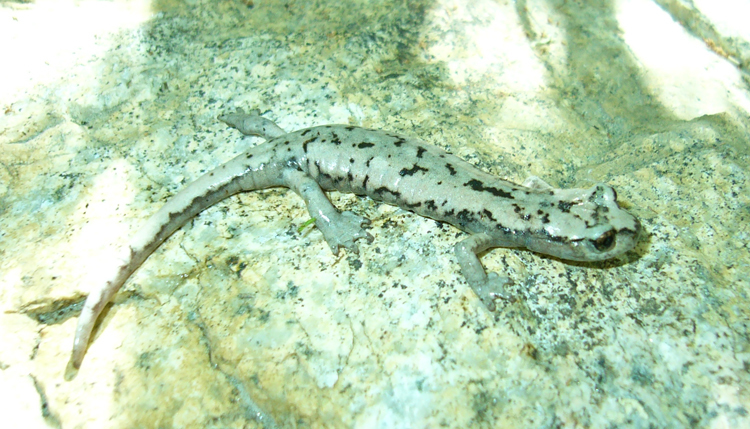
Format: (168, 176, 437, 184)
(1, 0, 748, 427)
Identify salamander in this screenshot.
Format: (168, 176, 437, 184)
(68, 109, 641, 370)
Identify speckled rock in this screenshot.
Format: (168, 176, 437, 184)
(1, 0, 748, 427)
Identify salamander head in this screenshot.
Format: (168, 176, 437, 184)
(525, 184, 641, 261)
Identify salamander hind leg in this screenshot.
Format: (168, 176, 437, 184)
(454, 233, 511, 311)
(284, 170, 373, 255)
(219, 109, 287, 140)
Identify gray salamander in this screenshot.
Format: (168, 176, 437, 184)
(68, 110, 641, 370)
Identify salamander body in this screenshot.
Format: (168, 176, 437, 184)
(68, 110, 641, 370)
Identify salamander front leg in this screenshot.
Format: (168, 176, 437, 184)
(454, 233, 510, 311)
(283, 170, 373, 255)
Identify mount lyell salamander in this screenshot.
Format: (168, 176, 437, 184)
(69, 110, 641, 370)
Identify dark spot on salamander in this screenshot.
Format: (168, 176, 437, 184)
(399, 164, 428, 176)
(374, 186, 401, 198)
(540, 213, 550, 223)
(246, 153, 253, 159)
(358, 142, 375, 149)
(496, 224, 512, 234)
(366, 157, 374, 167)
(481, 209, 497, 222)
(347, 172, 353, 182)
(394, 138, 406, 147)
(444, 208, 455, 217)
(345, 126, 356, 131)
(455, 209, 476, 228)
(539, 228, 568, 243)
(319, 170, 333, 180)
(301, 129, 312, 136)
(425, 200, 438, 211)
(349, 157, 355, 163)
(363, 175, 369, 188)
(403, 201, 422, 209)
(302, 137, 316, 153)
(558, 201, 572, 213)
(330, 132, 342, 145)
(416, 146, 427, 158)
(464, 179, 514, 199)
(445, 163, 457, 176)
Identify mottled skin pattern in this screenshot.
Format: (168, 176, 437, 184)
(67, 110, 641, 373)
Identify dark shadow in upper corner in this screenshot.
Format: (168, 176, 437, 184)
(516, 0, 680, 152)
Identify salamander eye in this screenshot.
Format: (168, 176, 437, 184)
(592, 230, 616, 252)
